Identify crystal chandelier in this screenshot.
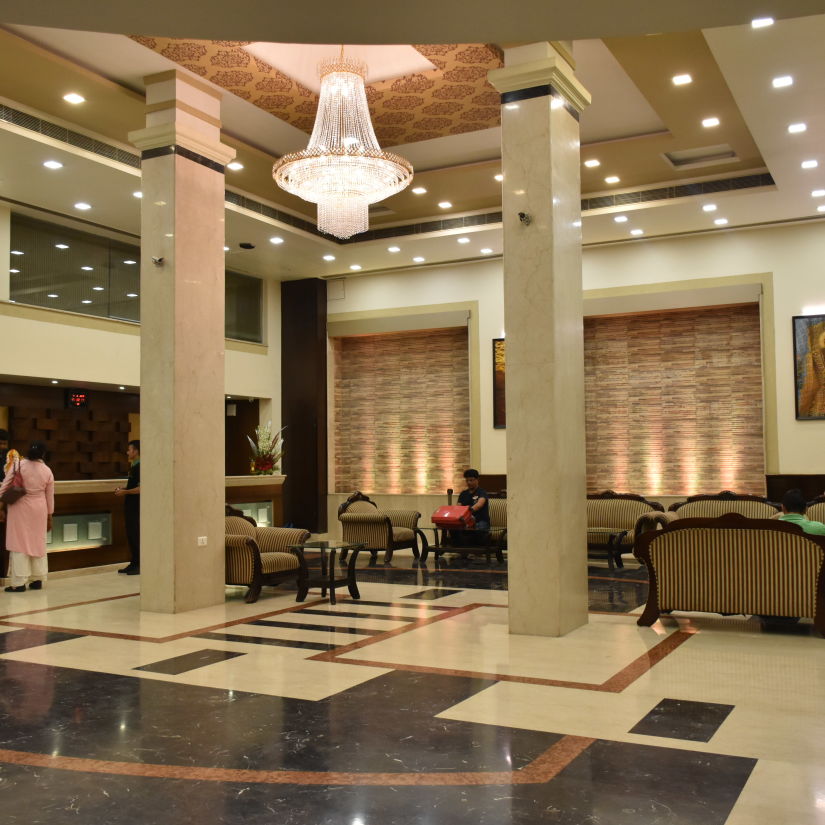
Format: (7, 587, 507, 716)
(272, 55, 413, 239)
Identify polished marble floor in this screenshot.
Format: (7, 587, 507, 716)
(0, 553, 823, 824)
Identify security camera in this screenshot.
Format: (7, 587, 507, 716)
(239, 242, 255, 250)
(151, 256, 164, 265)
(518, 212, 532, 226)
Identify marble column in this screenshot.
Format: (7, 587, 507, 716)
(489, 44, 591, 636)
(129, 71, 236, 613)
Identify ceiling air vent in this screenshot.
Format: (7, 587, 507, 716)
(663, 144, 738, 170)
(368, 205, 395, 217)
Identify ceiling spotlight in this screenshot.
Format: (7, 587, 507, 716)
(74, 202, 92, 210)
(226, 161, 244, 171)
(457, 237, 470, 244)
(702, 117, 720, 128)
(223, 246, 230, 251)
(349, 264, 362, 271)
(81, 299, 92, 304)
(671, 74, 692, 86)
(10, 250, 23, 255)
(818, 205, 825, 213)
(772, 75, 793, 88)
(573, 219, 582, 227)
(438, 201, 452, 209)
(494, 173, 504, 182)
(413, 256, 425, 263)
(81, 266, 94, 271)
(702, 204, 718, 212)
(788, 123, 807, 134)
(583, 159, 600, 168)
(323, 254, 336, 261)
(630, 229, 644, 236)
(47, 293, 59, 298)
(123, 259, 137, 264)
(504, 102, 519, 110)
(604, 176, 620, 184)
(119, 386, 126, 391)
(801, 160, 818, 169)
(714, 218, 729, 225)
(411, 187, 427, 195)
(751, 17, 774, 28)
(51, 380, 59, 384)
(63, 92, 85, 104)
(92, 286, 105, 291)
(9, 269, 19, 274)
(614, 215, 628, 223)
(811, 189, 825, 198)
(43, 160, 63, 170)
(387, 246, 400, 253)
(126, 293, 139, 298)
(269, 236, 284, 245)
(480, 248, 493, 255)
(55, 244, 69, 249)
(133, 191, 143, 198)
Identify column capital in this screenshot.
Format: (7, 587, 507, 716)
(489, 43, 590, 114)
(128, 122, 237, 167)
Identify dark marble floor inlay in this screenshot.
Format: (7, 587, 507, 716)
(249, 619, 381, 635)
(0, 628, 82, 653)
(295, 608, 426, 622)
(196, 632, 335, 651)
(402, 588, 462, 600)
(341, 599, 450, 610)
(135, 648, 245, 675)
(629, 698, 735, 742)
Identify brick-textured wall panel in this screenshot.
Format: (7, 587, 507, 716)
(584, 304, 765, 496)
(333, 328, 470, 494)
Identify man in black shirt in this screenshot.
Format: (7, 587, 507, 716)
(450, 468, 490, 547)
(115, 440, 141, 575)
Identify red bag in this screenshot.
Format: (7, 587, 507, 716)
(432, 505, 475, 529)
(0, 471, 26, 505)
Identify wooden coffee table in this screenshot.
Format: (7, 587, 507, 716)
(290, 541, 365, 605)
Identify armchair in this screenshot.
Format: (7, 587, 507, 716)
(337, 491, 427, 563)
(224, 516, 310, 603)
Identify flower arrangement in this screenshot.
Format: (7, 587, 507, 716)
(247, 422, 285, 475)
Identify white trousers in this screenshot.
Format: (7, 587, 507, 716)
(9, 553, 48, 588)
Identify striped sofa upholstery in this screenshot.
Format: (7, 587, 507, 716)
(338, 492, 425, 563)
(634, 513, 825, 632)
(586, 493, 664, 566)
(807, 500, 825, 524)
(488, 498, 507, 551)
(669, 493, 780, 520)
(224, 516, 310, 603)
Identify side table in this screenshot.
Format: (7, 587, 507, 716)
(290, 541, 365, 605)
(587, 528, 629, 571)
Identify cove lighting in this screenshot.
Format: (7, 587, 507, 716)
(43, 160, 63, 170)
(63, 92, 85, 104)
(672, 74, 692, 86)
(772, 75, 793, 88)
(751, 17, 774, 27)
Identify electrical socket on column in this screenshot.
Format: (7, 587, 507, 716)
(197, 536, 208, 546)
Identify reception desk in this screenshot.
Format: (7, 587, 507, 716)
(2, 475, 286, 574)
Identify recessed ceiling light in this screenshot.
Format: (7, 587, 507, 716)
(583, 159, 600, 168)
(614, 215, 628, 223)
(411, 187, 427, 195)
(604, 176, 620, 184)
(788, 123, 807, 134)
(322, 254, 336, 261)
(43, 160, 63, 170)
(438, 201, 452, 209)
(119, 386, 126, 391)
(818, 205, 825, 213)
(126, 293, 138, 298)
(47, 293, 59, 298)
(154, 200, 167, 206)
(702, 204, 718, 212)
(714, 218, 729, 225)
(74, 202, 92, 210)
(504, 102, 519, 110)
(55, 243, 69, 249)
(457, 237, 470, 244)
(751, 17, 774, 28)
(801, 160, 818, 169)
(51, 380, 59, 384)
(480, 248, 493, 255)
(133, 191, 142, 198)
(269, 236, 284, 245)
(81, 299, 92, 304)
(223, 246, 230, 251)
(9, 269, 20, 274)
(81, 266, 94, 271)
(702, 117, 720, 128)
(349, 264, 362, 271)
(630, 229, 644, 236)
(573, 219, 582, 227)
(772, 75, 793, 88)
(10, 250, 23, 255)
(123, 259, 137, 264)
(387, 246, 400, 253)
(494, 174, 503, 182)
(413, 256, 425, 263)
(226, 161, 244, 171)
(63, 92, 85, 104)
(672, 74, 692, 86)
(92, 286, 105, 291)
(812, 189, 825, 198)
(164, 233, 174, 238)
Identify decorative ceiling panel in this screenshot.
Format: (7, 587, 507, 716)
(130, 37, 503, 146)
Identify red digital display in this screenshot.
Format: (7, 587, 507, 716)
(67, 390, 89, 408)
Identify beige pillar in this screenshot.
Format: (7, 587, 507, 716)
(489, 44, 591, 636)
(129, 71, 236, 613)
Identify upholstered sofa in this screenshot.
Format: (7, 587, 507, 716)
(667, 491, 780, 519)
(634, 513, 825, 632)
(586, 491, 664, 568)
(807, 496, 825, 523)
(337, 491, 426, 563)
(224, 516, 310, 603)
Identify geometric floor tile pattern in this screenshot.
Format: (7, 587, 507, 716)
(0, 556, 822, 823)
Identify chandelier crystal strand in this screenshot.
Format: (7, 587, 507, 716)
(272, 56, 413, 239)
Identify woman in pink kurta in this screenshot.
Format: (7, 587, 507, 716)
(0, 442, 54, 591)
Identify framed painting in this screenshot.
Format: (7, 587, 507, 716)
(493, 338, 506, 428)
(793, 314, 825, 420)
